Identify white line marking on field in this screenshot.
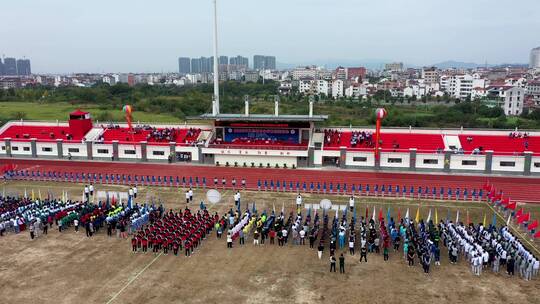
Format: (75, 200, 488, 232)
(105, 252, 162, 304)
(484, 202, 540, 256)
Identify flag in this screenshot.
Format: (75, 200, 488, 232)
(31, 189, 35, 201)
(281, 202, 285, 214)
(466, 209, 470, 224)
(415, 207, 420, 223)
(38, 189, 42, 200)
(427, 209, 432, 222)
(365, 206, 368, 220)
(386, 207, 391, 223)
(518, 212, 530, 224)
(24, 188, 27, 199)
(483, 213, 487, 227)
(397, 208, 401, 221)
(61, 190, 65, 202)
(506, 214, 511, 226)
(405, 208, 410, 220)
(507, 201, 517, 210)
(435, 209, 438, 224)
(528, 220, 538, 231)
(491, 212, 497, 227)
(534, 231, 540, 239)
(372, 206, 376, 222)
(456, 210, 460, 223)
(516, 208, 523, 218)
(378, 207, 383, 222)
(273, 203, 276, 213)
(336, 207, 339, 219)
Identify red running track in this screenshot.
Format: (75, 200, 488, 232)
(2, 158, 540, 203)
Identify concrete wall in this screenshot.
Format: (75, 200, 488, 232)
(63, 143, 88, 158)
(118, 144, 143, 159)
(449, 154, 486, 171)
(146, 145, 170, 160)
(9, 141, 32, 156)
(345, 151, 375, 167)
(531, 157, 540, 173)
(92, 143, 113, 158)
(35, 142, 58, 157)
(491, 155, 525, 172)
(415, 153, 445, 169)
(380, 152, 410, 168)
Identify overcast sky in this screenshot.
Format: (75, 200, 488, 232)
(2, 0, 539, 73)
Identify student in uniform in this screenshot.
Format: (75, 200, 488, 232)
(131, 237, 137, 252)
(185, 191, 190, 204)
(339, 254, 345, 274)
(89, 184, 94, 196)
(360, 246, 368, 262)
(189, 188, 194, 202)
(227, 231, 233, 248)
(349, 196, 355, 212)
(318, 243, 324, 259)
(241, 178, 246, 190)
(133, 186, 137, 198)
(330, 255, 337, 272)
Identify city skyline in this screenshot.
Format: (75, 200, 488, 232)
(1, 0, 539, 73)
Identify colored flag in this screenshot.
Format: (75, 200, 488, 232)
(405, 208, 410, 220)
(38, 189, 42, 201)
(31, 189, 35, 201)
(483, 213, 487, 227)
(491, 212, 497, 227)
(386, 207, 391, 223)
(456, 210, 460, 223)
(427, 209, 432, 222)
(516, 208, 523, 218)
(506, 214, 511, 226)
(507, 201, 517, 210)
(365, 206, 368, 220)
(534, 231, 540, 238)
(397, 208, 401, 221)
(281, 202, 285, 214)
(415, 207, 420, 223)
(378, 207, 383, 222)
(528, 220, 538, 231)
(435, 209, 438, 224)
(466, 209, 470, 224)
(372, 206, 376, 222)
(518, 213, 530, 224)
(24, 188, 27, 199)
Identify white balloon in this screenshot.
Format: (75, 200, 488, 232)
(206, 189, 221, 204)
(320, 199, 332, 210)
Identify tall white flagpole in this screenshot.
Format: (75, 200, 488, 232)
(212, 0, 220, 116)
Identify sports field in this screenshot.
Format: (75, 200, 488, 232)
(0, 180, 539, 304)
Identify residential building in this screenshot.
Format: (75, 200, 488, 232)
(3, 58, 17, 76)
(15, 59, 31, 76)
(441, 74, 474, 99)
(334, 67, 347, 80)
(229, 56, 249, 69)
(178, 57, 191, 74)
(530, 46, 540, 70)
(299, 78, 315, 95)
(421, 67, 439, 84)
(244, 71, 259, 82)
(347, 67, 367, 82)
(292, 66, 318, 80)
(384, 62, 404, 72)
(332, 79, 344, 99)
(253, 55, 276, 70)
(278, 81, 293, 95)
(526, 80, 540, 98)
(503, 87, 525, 116)
(345, 84, 367, 98)
(0, 59, 3, 75)
(316, 80, 330, 96)
(219, 56, 228, 66)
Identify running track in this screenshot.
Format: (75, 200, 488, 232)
(2, 158, 540, 203)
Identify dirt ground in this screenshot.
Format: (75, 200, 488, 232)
(0, 180, 539, 304)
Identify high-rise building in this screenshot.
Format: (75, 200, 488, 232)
(384, 62, 404, 72)
(0, 58, 4, 76)
(178, 57, 191, 74)
(3, 57, 17, 76)
(229, 56, 249, 68)
(191, 58, 201, 74)
(219, 56, 228, 65)
(530, 47, 540, 70)
(16, 59, 31, 76)
(253, 55, 276, 70)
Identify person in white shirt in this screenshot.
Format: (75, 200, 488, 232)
(349, 196, 355, 212)
(133, 186, 138, 198)
(74, 219, 79, 232)
(185, 191, 190, 204)
(299, 229, 306, 245)
(89, 184, 94, 196)
(84, 185, 89, 202)
(188, 188, 193, 202)
(296, 194, 302, 208)
(128, 188, 134, 199)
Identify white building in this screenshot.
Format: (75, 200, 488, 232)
(344, 84, 367, 98)
(331, 80, 344, 99)
(298, 78, 315, 94)
(316, 80, 330, 96)
(503, 87, 525, 116)
(292, 66, 318, 80)
(441, 74, 475, 99)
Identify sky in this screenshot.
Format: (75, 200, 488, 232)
(1, 0, 540, 73)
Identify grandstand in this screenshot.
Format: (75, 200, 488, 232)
(1, 106, 540, 175)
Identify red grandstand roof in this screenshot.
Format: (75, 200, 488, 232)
(70, 109, 89, 116)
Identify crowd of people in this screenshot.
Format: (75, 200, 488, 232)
(131, 207, 217, 256)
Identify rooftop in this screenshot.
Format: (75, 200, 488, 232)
(194, 113, 328, 122)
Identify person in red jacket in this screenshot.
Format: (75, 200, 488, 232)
(141, 237, 148, 253)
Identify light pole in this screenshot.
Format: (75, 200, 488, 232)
(212, 0, 220, 116)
